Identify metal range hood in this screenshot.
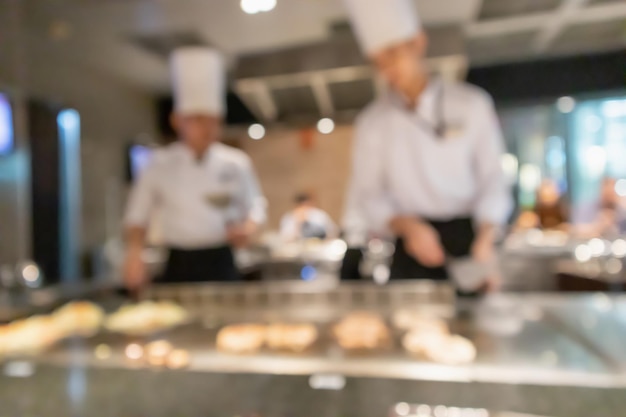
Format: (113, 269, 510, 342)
(233, 24, 468, 125)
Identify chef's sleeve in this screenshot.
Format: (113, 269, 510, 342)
(279, 213, 297, 240)
(349, 114, 397, 234)
(240, 156, 267, 225)
(124, 163, 159, 228)
(472, 94, 513, 225)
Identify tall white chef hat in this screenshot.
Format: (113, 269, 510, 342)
(342, 0, 422, 55)
(170, 47, 226, 116)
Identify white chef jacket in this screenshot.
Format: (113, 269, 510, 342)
(124, 142, 267, 249)
(279, 208, 337, 241)
(348, 79, 512, 233)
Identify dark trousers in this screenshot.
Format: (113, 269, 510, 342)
(161, 246, 239, 283)
(390, 218, 474, 280)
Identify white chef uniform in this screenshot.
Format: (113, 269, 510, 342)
(342, 0, 512, 281)
(124, 47, 267, 282)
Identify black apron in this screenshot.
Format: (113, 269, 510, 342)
(340, 247, 365, 281)
(390, 217, 474, 280)
(160, 246, 239, 283)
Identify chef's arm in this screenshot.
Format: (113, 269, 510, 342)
(350, 115, 398, 235)
(472, 93, 513, 240)
(123, 164, 158, 252)
(239, 156, 267, 234)
(125, 226, 147, 254)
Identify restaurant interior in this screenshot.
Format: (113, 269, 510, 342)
(1, 0, 626, 416)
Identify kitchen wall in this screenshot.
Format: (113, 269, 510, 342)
(239, 125, 355, 230)
(0, 1, 157, 264)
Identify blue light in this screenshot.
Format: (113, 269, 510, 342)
(301, 265, 317, 281)
(0, 93, 14, 155)
(57, 109, 80, 132)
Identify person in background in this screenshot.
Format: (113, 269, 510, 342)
(123, 47, 266, 287)
(591, 177, 626, 236)
(342, 0, 511, 289)
(516, 179, 568, 230)
(279, 192, 337, 241)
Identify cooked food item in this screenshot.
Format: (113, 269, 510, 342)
(423, 335, 476, 365)
(0, 316, 62, 355)
(333, 312, 390, 350)
(392, 310, 449, 333)
(403, 328, 476, 365)
(166, 349, 191, 369)
(105, 301, 189, 335)
(265, 323, 318, 352)
(216, 324, 266, 354)
(402, 328, 448, 355)
(52, 301, 105, 337)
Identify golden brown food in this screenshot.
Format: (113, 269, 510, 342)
(265, 323, 318, 352)
(52, 301, 105, 337)
(0, 316, 62, 355)
(216, 324, 266, 354)
(423, 335, 476, 365)
(392, 310, 450, 333)
(402, 327, 476, 365)
(333, 312, 390, 350)
(105, 301, 189, 335)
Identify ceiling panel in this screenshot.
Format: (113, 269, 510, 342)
(478, 0, 561, 20)
(550, 19, 626, 55)
(468, 31, 537, 65)
(272, 86, 318, 118)
(588, 0, 624, 5)
(328, 80, 375, 111)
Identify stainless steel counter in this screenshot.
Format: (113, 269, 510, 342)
(2, 285, 626, 417)
(13, 283, 626, 389)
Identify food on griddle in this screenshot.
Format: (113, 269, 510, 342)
(216, 324, 266, 354)
(392, 310, 449, 333)
(265, 323, 318, 352)
(52, 301, 105, 337)
(423, 335, 476, 365)
(0, 316, 62, 355)
(402, 324, 476, 365)
(105, 301, 189, 335)
(333, 312, 390, 350)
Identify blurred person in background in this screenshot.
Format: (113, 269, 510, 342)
(516, 179, 568, 230)
(279, 192, 337, 241)
(590, 177, 626, 237)
(123, 47, 266, 287)
(342, 0, 511, 289)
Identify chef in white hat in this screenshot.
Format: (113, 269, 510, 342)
(123, 47, 266, 287)
(342, 0, 511, 291)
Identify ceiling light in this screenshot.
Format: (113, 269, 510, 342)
(248, 123, 265, 140)
(241, 0, 260, 14)
(241, 0, 276, 14)
(258, 0, 276, 12)
(317, 118, 335, 135)
(556, 96, 576, 114)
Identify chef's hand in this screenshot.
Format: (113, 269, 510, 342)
(484, 275, 502, 293)
(227, 221, 257, 248)
(123, 249, 148, 290)
(401, 219, 445, 267)
(471, 233, 495, 263)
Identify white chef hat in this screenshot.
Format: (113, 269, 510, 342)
(342, 0, 422, 55)
(170, 47, 226, 116)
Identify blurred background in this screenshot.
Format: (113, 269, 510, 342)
(1, 0, 626, 282)
(0, 1, 626, 415)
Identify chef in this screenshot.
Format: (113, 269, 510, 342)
(123, 47, 266, 288)
(342, 0, 511, 289)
